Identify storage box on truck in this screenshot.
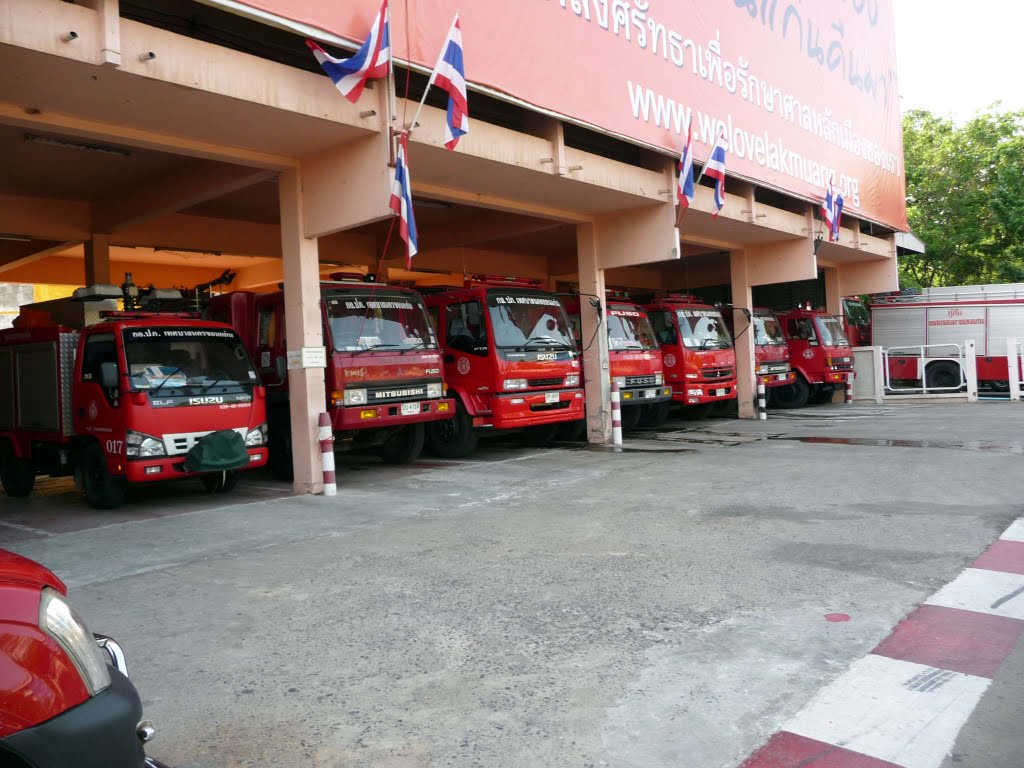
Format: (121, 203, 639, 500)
(644, 295, 738, 420)
(208, 275, 455, 478)
(773, 307, 853, 408)
(421, 275, 585, 457)
(0, 277, 268, 509)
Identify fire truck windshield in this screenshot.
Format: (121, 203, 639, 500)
(325, 293, 435, 353)
(816, 316, 850, 347)
(753, 314, 786, 346)
(486, 291, 575, 350)
(123, 327, 256, 392)
(607, 309, 658, 351)
(676, 309, 732, 350)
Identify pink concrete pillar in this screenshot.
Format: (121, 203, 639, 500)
(824, 267, 842, 314)
(84, 234, 111, 285)
(279, 167, 326, 494)
(730, 250, 757, 419)
(577, 222, 611, 444)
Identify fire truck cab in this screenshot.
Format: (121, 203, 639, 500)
(421, 276, 585, 457)
(773, 307, 854, 408)
(0, 280, 268, 509)
(208, 275, 454, 477)
(561, 292, 670, 432)
(644, 295, 738, 419)
(720, 306, 796, 392)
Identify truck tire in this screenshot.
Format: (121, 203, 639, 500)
(201, 471, 240, 493)
(82, 442, 125, 510)
(378, 423, 425, 465)
(0, 453, 35, 498)
(520, 423, 559, 447)
(620, 405, 643, 432)
(771, 376, 810, 409)
(926, 361, 963, 390)
(680, 403, 713, 420)
(427, 400, 478, 459)
(638, 401, 670, 428)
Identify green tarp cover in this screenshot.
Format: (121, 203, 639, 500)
(183, 430, 249, 473)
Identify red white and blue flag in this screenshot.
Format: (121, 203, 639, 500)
(677, 118, 695, 209)
(305, 0, 390, 104)
(703, 131, 728, 217)
(821, 177, 845, 242)
(389, 135, 418, 267)
(428, 14, 469, 150)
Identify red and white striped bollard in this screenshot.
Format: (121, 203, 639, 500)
(611, 382, 623, 446)
(845, 373, 854, 405)
(757, 379, 767, 420)
(318, 412, 336, 496)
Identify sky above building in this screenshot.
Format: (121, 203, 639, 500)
(895, 0, 1024, 122)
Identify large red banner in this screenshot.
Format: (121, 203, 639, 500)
(234, 0, 907, 231)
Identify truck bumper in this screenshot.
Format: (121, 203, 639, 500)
(824, 371, 854, 385)
(620, 386, 672, 407)
(124, 447, 267, 482)
(332, 398, 455, 431)
(671, 382, 737, 405)
(485, 389, 585, 429)
(0, 669, 150, 768)
(762, 371, 797, 388)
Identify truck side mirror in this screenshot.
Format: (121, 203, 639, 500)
(99, 362, 118, 390)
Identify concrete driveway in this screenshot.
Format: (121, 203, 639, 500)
(4, 402, 1022, 768)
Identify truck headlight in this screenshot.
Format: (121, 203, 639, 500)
(343, 389, 368, 406)
(755, 365, 769, 375)
(564, 374, 580, 387)
(612, 377, 626, 388)
(245, 424, 267, 446)
(126, 430, 165, 457)
(426, 382, 443, 399)
(503, 378, 528, 390)
(40, 588, 111, 696)
(654, 372, 664, 385)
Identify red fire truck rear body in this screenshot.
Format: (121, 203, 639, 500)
(644, 296, 738, 410)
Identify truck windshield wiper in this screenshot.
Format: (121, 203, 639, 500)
(195, 368, 236, 395)
(522, 336, 568, 350)
(351, 344, 404, 355)
(151, 366, 186, 392)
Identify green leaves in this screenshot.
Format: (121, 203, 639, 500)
(902, 107, 1024, 287)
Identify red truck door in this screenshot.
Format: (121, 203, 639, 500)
(440, 298, 491, 415)
(73, 331, 127, 471)
(253, 295, 286, 388)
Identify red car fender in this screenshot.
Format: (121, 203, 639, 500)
(446, 385, 491, 417)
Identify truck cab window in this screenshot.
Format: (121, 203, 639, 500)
(648, 310, 678, 345)
(80, 333, 119, 404)
(787, 318, 816, 342)
(257, 306, 277, 347)
(446, 301, 488, 356)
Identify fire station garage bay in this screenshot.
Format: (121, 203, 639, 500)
(1, 0, 903, 495)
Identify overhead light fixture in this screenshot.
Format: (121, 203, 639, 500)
(412, 198, 454, 210)
(0, 234, 32, 243)
(24, 133, 131, 158)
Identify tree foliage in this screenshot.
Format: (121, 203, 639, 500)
(901, 107, 1024, 287)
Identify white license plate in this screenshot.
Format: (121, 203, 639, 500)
(401, 402, 420, 416)
(777, 373, 788, 381)
(544, 392, 560, 404)
(714, 388, 727, 396)
(644, 388, 658, 398)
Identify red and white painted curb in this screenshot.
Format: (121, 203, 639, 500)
(741, 517, 1024, 768)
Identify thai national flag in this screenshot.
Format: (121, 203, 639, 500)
(704, 131, 728, 217)
(389, 135, 418, 266)
(430, 14, 469, 150)
(821, 177, 845, 241)
(677, 119, 695, 210)
(305, 0, 390, 104)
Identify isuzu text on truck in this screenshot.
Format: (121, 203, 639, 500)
(0, 279, 267, 508)
(644, 294, 738, 420)
(421, 276, 585, 456)
(208, 275, 454, 477)
(562, 292, 670, 432)
(773, 307, 853, 408)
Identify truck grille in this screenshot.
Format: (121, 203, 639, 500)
(625, 375, 658, 387)
(528, 377, 564, 388)
(702, 368, 734, 380)
(164, 428, 247, 456)
(366, 383, 431, 403)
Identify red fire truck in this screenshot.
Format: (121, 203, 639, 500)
(644, 294, 738, 420)
(773, 307, 854, 408)
(420, 275, 585, 456)
(561, 292, 670, 432)
(870, 284, 1024, 391)
(843, 297, 872, 346)
(720, 306, 797, 393)
(207, 275, 454, 478)
(0, 280, 267, 509)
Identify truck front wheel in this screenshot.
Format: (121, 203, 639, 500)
(771, 376, 810, 409)
(620, 405, 643, 432)
(378, 423, 425, 465)
(638, 401, 670, 428)
(427, 401, 478, 459)
(0, 452, 35, 498)
(82, 442, 125, 510)
(201, 471, 240, 493)
(926, 361, 963, 390)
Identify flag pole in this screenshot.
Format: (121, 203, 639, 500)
(386, 1, 398, 165)
(408, 12, 458, 135)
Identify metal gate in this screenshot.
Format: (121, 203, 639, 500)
(882, 343, 967, 394)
